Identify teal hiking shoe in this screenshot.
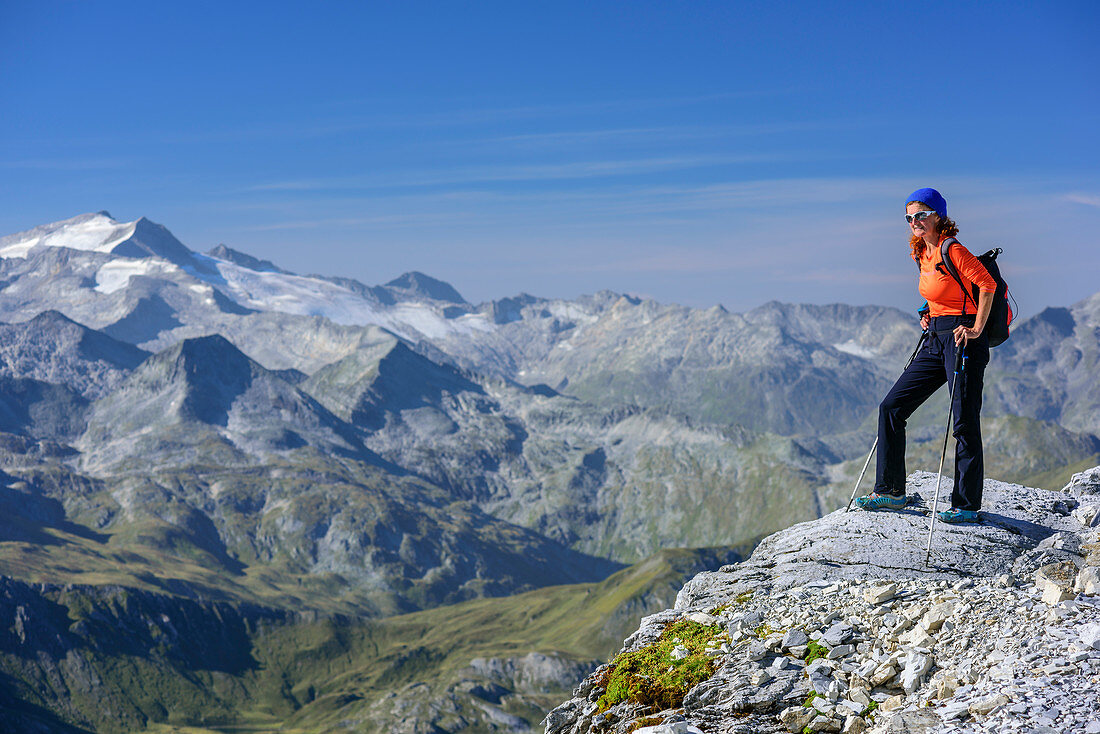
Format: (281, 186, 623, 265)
(854, 492, 907, 511)
(937, 508, 980, 524)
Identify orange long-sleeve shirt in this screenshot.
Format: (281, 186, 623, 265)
(916, 236, 997, 317)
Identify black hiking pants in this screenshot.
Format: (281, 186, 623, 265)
(874, 315, 989, 511)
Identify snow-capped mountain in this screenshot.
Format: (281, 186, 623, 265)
(4, 212, 1100, 441)
(0, 211, 494, 346)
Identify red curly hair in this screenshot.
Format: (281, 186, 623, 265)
(907, 202, 960, 261)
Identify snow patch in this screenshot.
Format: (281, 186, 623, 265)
(199, 258, 496, 340)
(548, 302, 598, 324)
(0, 214, 135, 259)
(95, 259, 181, 294)
(833, 341, 878, 359)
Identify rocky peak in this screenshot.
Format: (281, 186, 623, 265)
(546, 468, 1100, 734)
(302, 339, 483, 428)
(206, 244, 290, 274)
(383, 271, 467, 305)
(0, 310, 149, 399)
(109, 216, 196, 267)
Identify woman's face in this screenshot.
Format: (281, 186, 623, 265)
(906, 202, 939, 242)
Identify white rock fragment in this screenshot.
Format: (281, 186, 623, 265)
(1076, 566, 1100, 595)
(808, 715, 841, 732)
(751, 668, 773, 685)
(902, 625, 935, 648)
(864, 583, 897, 605)
(901, 651, 934, 693)
(840, 714, 866, 734)
(778, 706, 814, 733)
(879, 694, 906, 711)
(920, 602, 954, 631)
(822, 623, 854, 647)
(1079, 623, 1100, 650)
(633, 723, 704, 734)
(1073, 504, 1100, 527)
(1035, 562, 1079, 605)
(941, 700, 971, 720)
(968, 693, 1009, 715)
(848, 687, 871, 707)
(869, 662, 898, 686)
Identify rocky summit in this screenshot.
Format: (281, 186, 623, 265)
(544, 466, 1100, 734)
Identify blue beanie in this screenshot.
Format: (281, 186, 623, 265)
(906, 188, 947, 218)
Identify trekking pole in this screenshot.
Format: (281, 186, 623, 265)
(845, 331, 928, 512)
(925, 342, 966, 565)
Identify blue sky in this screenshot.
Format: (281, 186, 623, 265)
(1, 1, 1097, 316)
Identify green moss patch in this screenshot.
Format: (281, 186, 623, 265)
(595, 618, 726, 712)
(803, 640, 828, 665)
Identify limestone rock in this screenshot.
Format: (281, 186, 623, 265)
(783, 628, 810, 649)
(900, 651, 934, 693)
(920, 602, 953, 631)
(870, 662, 898, 687)
(1080, 623, 1100, 650)
(779, 706, 815, 733)
(875, 710, 942, 733)
(808, 715, 842, 732)
(822, 623, 854, 647)
(1035, 561, 1079, 605)
(841, 715, 866, 734)
(1075, 565, 1100, 594)
(880, 694, 906, 711)
(634, 723, 704, 734)
(968, 693, 1009, 716)
(864, 583, 897, 605)
(1072, 503, 1100, 527)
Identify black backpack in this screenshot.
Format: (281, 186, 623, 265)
(938, 237, 1015, 347)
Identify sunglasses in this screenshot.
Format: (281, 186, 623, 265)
(905, 210, 937, 224)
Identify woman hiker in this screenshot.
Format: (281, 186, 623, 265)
(855, 188, 997, 523)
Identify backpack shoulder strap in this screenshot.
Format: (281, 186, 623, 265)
(939, 237, 977, 313)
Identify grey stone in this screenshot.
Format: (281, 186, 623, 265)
(827, 644, 854, 660)
(746, 641, 768, 661)
(779, 706, 815, 733)
(841, 714, 867, 734)
(876, 710, 941, 733)
(822, 623, 854, 647)
(783, 628, 810, 649)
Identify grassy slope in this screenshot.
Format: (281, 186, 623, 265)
(0, 532, 742, 733)
(233, 546, 745, 731)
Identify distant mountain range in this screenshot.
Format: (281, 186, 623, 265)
(1, 212, 1098, 731)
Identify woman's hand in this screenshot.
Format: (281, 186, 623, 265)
(955, 290, 994, 346)
(953, 325, 982, 346)
(920, 314, 930, 331)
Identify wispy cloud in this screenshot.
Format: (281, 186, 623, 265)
(1064, 192, 1100, 208)
(230, 211, 478, 232)
(240, 153, 794, 193)
(452, 117, 871, 148)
